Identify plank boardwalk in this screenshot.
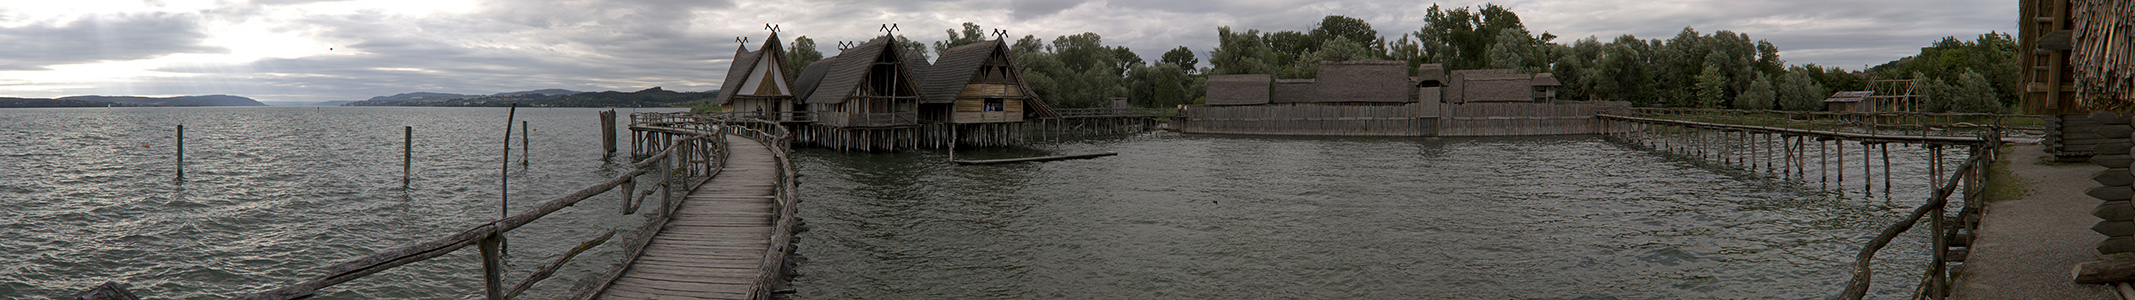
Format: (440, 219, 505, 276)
(597, 135, 778, 300)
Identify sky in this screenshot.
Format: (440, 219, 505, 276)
(0, 0, 2018, 102)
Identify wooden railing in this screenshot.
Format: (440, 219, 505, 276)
(1842, 138, 1998, 300)
(1055, 107, 1181, 118)
(1630, 107, 2045, 137)
(708, 111, 817, 123)
(612, 112, 799, 299)
(233, 131, 726, 300)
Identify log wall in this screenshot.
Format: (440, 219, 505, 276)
(1177, 101, 1630, 137)
(2091, 114, 2135, 254)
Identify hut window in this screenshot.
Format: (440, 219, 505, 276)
(983, 98, 1004, 112)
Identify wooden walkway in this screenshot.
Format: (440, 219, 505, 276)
(595, 135, 780, 300)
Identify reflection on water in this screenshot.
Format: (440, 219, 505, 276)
(792, 132, 1942, 299)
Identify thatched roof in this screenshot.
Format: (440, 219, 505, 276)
(1825, 91, 1873, 103)
(1531, 73, 1561, 87)
(803, 36, 923, 104)
(919, 40, 995, 104)
(790, 56, 838, 103)
(1415, 64, 1447, 86)
(1205, 74, 1272, 106)
(714, 32, 788, 105)
(1313, 60, 1408, 103)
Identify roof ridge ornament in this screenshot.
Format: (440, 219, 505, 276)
(992, 29, 1007, 40)
(879, 23, 899, 35)
(764, 23, 779, 33)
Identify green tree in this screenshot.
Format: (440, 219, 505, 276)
(1309, 15, 1382, 53)
(1126, 63, 1190, 108)
(1488, 28, 1532, 71)
(1778, 68, 1829, 111)
(1915, 73, 1956, 113)
(1737, 74, 1776, 110)
(784, 36, 823, 82)
(1161, 46, 1199, 71)
(1953, 69, 2002, 113)
(1414, 3, 1529, 70)
(1694, 64, 1726, 108)
(932, 22, 990, 55)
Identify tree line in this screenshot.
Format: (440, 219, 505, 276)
(768, 3, 2016, 113)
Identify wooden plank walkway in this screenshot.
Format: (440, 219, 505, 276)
(596, 135, 779, 300)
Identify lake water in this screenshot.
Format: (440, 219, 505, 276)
(2, 107, 1947, 299)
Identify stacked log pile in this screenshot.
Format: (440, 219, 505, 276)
(2073, 0, 2134, 110)
(2050, 113, 2129, 159)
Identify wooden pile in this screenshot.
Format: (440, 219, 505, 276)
(2074, 0, 2135, 109)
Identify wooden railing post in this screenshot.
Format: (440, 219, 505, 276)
(478, 232, 505, 300)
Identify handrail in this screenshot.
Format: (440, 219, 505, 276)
(232, 134, 717, 300)
(1841, 148, 1992, 300)
(1055, 107, 1180, 118)
(1629, 107, 2046, 135)
(618, 111, 798, 299)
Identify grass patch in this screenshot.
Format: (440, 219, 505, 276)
(1984, 146, 2028, 202)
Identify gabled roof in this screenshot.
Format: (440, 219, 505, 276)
(804, 35, 923, 104)
(919, 41, 1000, 104)
(791, 56, 838, 102)
(1825, 91, 1874, 103)
(912, 39, 1058, 118)
(715, 32, 790, 105)
(906, 52, 932, 82)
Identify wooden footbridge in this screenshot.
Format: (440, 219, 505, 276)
(1598, 109, 2017, 300)
(198, 113, 801, 300)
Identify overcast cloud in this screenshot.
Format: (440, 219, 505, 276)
(0, 0, 2016, 102)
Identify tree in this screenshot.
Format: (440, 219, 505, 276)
(1737, 74, 1776, 110)
(1160, 46, 1199, 71)
(1694, 64, 1726, 108)
(1778, 68, 1829, 111)
(783, 36, 823, 82)
(1126, 63, 1190, 108)
(1953, 69, 2002, 113)
(1488, 28, 1532, 71)
(1310, 15, 1382, 53)
(932, 22, 990, 55)
(1414, 4, 1530, 70)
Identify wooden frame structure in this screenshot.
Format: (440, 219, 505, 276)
(717, 33, 807, 122)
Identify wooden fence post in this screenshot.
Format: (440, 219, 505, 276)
(175, 124, 184, 180)
(404, 126, 413, 188)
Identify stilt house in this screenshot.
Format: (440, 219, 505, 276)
(918, 38, 1058, 123)
(717, 32, 802, 121)
(793, 35, 925, 128)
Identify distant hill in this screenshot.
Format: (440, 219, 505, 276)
(344, 87, 711, 107)
(260, 100, 357, 106)
(59, 95, 266, 106)
(361, 92, 480, 103)
(0, 95, 264, 108)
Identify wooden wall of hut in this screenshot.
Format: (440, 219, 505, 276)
(2046, 112, 2129, 160)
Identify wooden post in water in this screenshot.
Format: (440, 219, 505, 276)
(521, 121, 530, 164)
(500, 103, 516, 224)
(404, 126, 413, 188)
(175, 124, 184, 180)
(479, 232, 505, 300)
(601, 110, 617, 158)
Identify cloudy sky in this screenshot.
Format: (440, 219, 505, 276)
(0, 0, 2016, 102)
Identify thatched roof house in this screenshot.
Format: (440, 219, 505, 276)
(1446, 69, 1534, 103)
(1313, 60, 1409, 103)
(916, 39, 1058, 122)
(715, 32, 795, 115)
(792, 35, 926, 127)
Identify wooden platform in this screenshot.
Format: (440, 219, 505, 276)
(596, 135, 780, 300)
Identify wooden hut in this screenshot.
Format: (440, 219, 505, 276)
(918, 38, 1059, 124)
(1824, 91, 1875, 112)
(716, 32, 801, 121)
(1414, 64, 1447, 103)
(790, 35, 927, 151)
(1446, 69, 1534, 103)
(1312, 60, 1410, 103)
(1531, 73, 1561, 102)
(797, 35, 924, 128)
